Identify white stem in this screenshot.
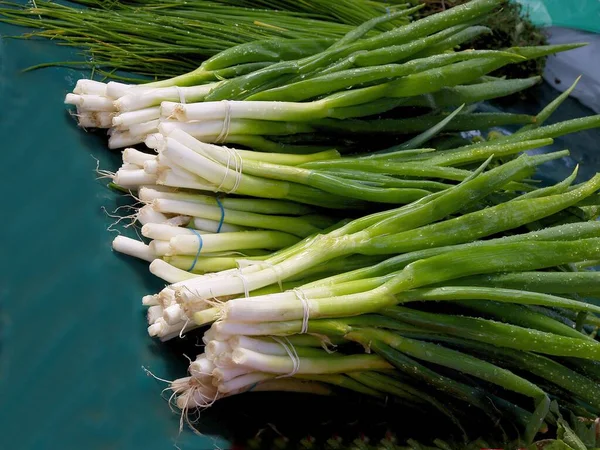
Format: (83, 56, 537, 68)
(122, 148, 156, 166)
(224, 294, 315, 323)
(177, 385, 220, 409)
(167, 128, 231, 164)
(140, 188, 223, 212)
(206, 340, 232, 360)
(129, 119, 160, 137)
(158, 120, 238, 142)
(138, 184, 177, 193)
(158, 168, 217, 192)
(142, 294, 159, 306)
(162, 137, 230, 186)
(158, 287, 177, 307)
(153, 199, 225, 223)
(156, 151, 181, 170)
(163, 304, 185, 324)
(142, 223, 195, 241)
(136, 204, 169, 225)
(73, 79, 108, 96)
(170, 129, 306, 166)
(163, 302, 210, 325)
(149, 259, 196, 283)
(202, 328, 217, 345)
(106, 81, 140, 98)
(116, 83, 217, 112)
(178, 268, 275, 303)
(108, 130, 145, 149)
(232, 348, 294, 374)
(112, 236, 155, 262)
(172, 230, 295, 256)
(217, 372, 274, 394)
(160, 136, 245, 193)
(114, 169, 158, 188)
(139, 186, 214, 204)
(177, 240, 329, 301)
(143, 160, 159, 174)
(65, 93, 116, 112)
(169, 234, 204, 255)
(193, 218, 249, 233)
(161, 99, 320, 122)
(165, 215, 191, 227)
(120, 162, 141, 171)
(147, 318, 197, 340)
(189, 355, 216, 378)
(138, 186, 176, 202)
(170, 376, 191, 395)
(229, 336, 294, 356)
(147, 305, 164, 324)
(213, 353, 236, 369)
(235, 348, 391, 375)
(77, 111, 114, 128)
(212, 366, 250, 383)
(144, 133, 166, 150)
(113, 106, 161, 127)
(149, 240, 171, 257)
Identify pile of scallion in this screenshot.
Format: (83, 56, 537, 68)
(54, 0, 600, 447)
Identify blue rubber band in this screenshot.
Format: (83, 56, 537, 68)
(215, 197, 225, 234)
(187, 229, 203, 272)
(247, 382, 259, 392)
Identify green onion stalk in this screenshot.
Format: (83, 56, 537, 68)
(58, 0, 583, 150)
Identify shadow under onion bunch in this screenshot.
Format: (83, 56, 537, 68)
(53, 0, 600, 447)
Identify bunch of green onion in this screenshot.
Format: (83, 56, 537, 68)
(154, 150, 600, 446)
(53, 0, 600, 446)
(61, 0, 584, 152)
(109, 92, 600, 445)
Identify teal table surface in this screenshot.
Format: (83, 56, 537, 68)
(0, 17, 231, 450)
(1, 10, 599, 450)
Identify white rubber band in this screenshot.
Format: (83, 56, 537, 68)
(235, 259, 254, 269)
(293, 288, 310, 334)
(175, 86, 186, 104)
(230, 148, 243, 194)
(264, 261, 283, 292)
(235, 270, 250, 298)
(235, 260, 283, 291)
(215, 146, 243, 194)
(215, 147, 232, 192)
(215, 100, 231, 144)
(271, 336, 300, 378)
